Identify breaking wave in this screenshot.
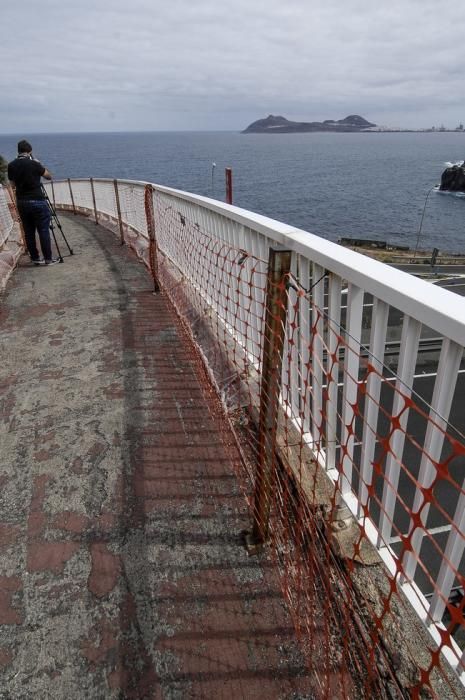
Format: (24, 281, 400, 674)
(435, 186, 465, 198)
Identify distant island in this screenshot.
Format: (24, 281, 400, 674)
(242, 114, 376, 134)
(242, 114, 465, 134)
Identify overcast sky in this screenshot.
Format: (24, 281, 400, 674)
(2, 0, 465, 133)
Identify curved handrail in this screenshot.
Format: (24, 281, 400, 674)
(48, 177, 465, 346)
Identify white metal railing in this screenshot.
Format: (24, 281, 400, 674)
(0, 185, 15, 248)
(0, 184, 24, 289)
(46, 178, 465, 688)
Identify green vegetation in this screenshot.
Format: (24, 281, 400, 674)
(0, 155, 7, 185)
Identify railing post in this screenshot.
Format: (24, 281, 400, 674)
(225, 167, 233, 204)
(67, 178, 76, 215)
(90, 178, 99, 225)
(144, 184, 160, 293)
(247, 246, 292, 550)
(113, 179, 125, 245)
(51, 180, 56, 208)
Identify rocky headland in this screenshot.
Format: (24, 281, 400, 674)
(242, 114, 376, 134)
(440, 162, 465, 192)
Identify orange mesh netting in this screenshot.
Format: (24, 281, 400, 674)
(149, 193, 465, 697)
(51, 179, 465, 698)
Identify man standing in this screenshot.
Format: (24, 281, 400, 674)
(8, 140, 58, 265)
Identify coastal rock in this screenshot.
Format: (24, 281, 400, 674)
(242, 114, 376, 134)
(440, 163, 465, 192)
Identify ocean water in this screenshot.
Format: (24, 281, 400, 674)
(1, 130, 464, 252)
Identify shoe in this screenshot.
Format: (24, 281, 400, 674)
(45, 258, 60, 266)
(32, 258, 45, 266)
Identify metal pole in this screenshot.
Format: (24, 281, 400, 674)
(67, 178, 76, 215)
(225, 167, 233, 204)
(413, 184, 436, 259)
(113, 179, 125, 245)
(90, 178, 99, 225)
(144, 184, 160, 293)
(51, 180, 56, 208)
(211, 162, 216, 195)
(249, 246, 292, 547)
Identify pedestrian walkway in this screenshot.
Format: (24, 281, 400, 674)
(0, 215, 314, 699)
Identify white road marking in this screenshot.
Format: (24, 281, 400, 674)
(438, 282, 465, 289)
(390, 523, 452, 544)
(328, 368, 465, 388)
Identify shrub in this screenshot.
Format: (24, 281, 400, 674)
(0, 155, 8, 185)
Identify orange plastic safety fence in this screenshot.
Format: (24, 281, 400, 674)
(50, 181, 465, 698)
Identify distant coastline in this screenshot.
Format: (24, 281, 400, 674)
(242, 114, 465, 134)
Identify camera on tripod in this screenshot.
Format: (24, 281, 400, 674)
(41, 185, 74, 262)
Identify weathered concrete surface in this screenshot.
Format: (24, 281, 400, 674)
(0, 215, 315, 699)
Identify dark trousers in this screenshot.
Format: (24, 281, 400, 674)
(18, 199, 52, 261)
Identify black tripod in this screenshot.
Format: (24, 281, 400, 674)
(41, 185, 74, 262)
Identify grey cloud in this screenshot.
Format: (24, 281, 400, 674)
(2, 0, 465, 132)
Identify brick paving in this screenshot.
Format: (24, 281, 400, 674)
(0, 215, 316, 699)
